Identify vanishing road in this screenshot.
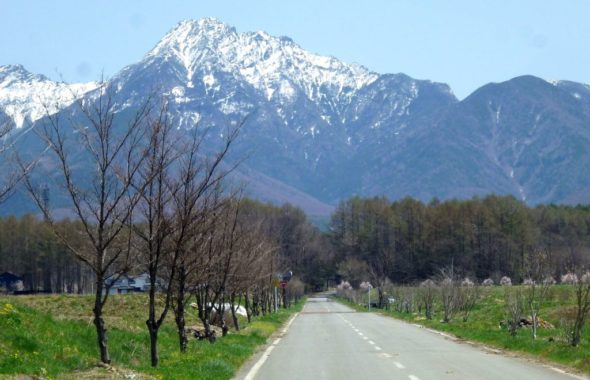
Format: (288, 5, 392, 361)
(235, 295, 585, 380)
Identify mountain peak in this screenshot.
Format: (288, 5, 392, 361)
(0, 65, 97, 128)
(174, 18, 236, 38)
(144, 18, 377, 102)
(149, 18, 237, 57)
(0, 64, 47, 83)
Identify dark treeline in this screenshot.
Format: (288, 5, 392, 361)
(2, 195, 590, 295)
(331, 195, 590, 287)
(0, 215, 93, 293)
(0, 200, 329, 294)
(238, 200, 333, 290)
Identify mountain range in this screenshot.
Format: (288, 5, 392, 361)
(1, 18, 589, 217)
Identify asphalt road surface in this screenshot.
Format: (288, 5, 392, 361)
(235, 295, 586, 380)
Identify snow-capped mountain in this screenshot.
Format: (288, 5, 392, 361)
(2, 18, 590, 217)
(0, 64, 96, 128)
(104, 18, 456, 205)
(146, 18, 378, 107)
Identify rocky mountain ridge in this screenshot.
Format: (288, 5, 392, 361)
(1, 18, 589, 216)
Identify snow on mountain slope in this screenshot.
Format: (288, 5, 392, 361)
(0, 64, 97, 128)
(145, 18, 378, 105)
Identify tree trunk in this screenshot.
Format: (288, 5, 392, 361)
(220, 301, 229, 337)
(146, 276, 160, 367)
(148, 325, 159, 367)
(230, 293, 240, 331)
(571, 314, 584, 347)
(174, 269, 188, 352)
(244, 290, 252, 323)
(282, 286, 287, 309)
(378, 288, 385, 308)
(93, 279, 110, 364)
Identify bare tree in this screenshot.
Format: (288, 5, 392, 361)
(523, 249, 551, 339)
(0, 114, 25, 203)
(131, 105, 180, 367)
(23, 84, 153, 364)
(458, 278, 480, 322)
(166, 123, 241, 352)
(438, 267, 459, 323)
(192, 196, 242, 341)
(567, 270, 590, 346)
(418, 279, 437, 320)
(225, 218, 274, 331)
(505, 287, 525, 337)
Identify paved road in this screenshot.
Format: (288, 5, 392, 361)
(235, 296, 585, 380)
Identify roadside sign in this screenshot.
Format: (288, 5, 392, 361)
(280, 280, 288, 288)
(272, 278, 281, 288)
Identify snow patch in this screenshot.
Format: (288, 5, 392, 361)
(203, 74, 216, 87)
(495, 106, 502, 124)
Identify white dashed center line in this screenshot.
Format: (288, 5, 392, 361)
(394, 361, 405, 369)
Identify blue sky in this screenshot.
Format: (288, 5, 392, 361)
(1, 0, 589, 99)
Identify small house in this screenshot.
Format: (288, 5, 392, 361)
(104, 273, 163, 295)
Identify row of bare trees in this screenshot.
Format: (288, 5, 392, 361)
(0, 85, 294, 367)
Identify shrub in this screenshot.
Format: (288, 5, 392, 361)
(482, 278, 494, 286)
(561, 273, 578, 285)
(522, 278, 534, 285)
(461, 277, 474, 287)
(337, 281, 352, 290)
(336, 281, 355, 302)
(500, 276, 512, 286)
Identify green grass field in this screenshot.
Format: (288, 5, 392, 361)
(338, 285, 590, 375)
(0, 294, 303, 379)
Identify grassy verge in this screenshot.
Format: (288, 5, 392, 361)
(0, 294, 304, 379)
(335, 287, 590, 375)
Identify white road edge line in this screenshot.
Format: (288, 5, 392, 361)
(425, 327, 456, 340)
(394, 361, 405, 369)
(368, 340, 376, 345)
(244, 312, 299, 380)
(374, 346, 382, 351)
(408, 375, 420, 380)
(547, 366, 588, 380)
